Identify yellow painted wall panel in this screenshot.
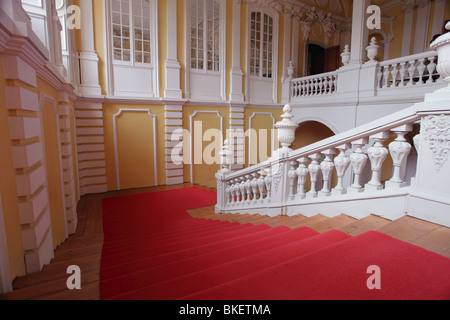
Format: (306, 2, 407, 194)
(182, 106, 230, 188)
(244, 107, 283, 167)
(116, 112, 156, 189)
(42, 101, 66, 248)
(103, 104, 166, 191)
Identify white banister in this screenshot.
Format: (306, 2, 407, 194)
(216, 24, 450, 226)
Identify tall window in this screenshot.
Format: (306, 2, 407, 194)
(111, 0, 151, 64)
(250, 11, 273, 78)
(190, 0, 220, 72)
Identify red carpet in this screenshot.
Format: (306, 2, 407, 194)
(100, 186, 450, 300)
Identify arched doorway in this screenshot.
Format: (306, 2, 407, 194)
(307, 44, 325, 76)
(291, 121, 336, 151)
(307, 43, 341, 76)
(291, 121, 337, 192)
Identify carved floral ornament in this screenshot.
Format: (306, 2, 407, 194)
(243, 0, 346, 39)
(423, 114, 450, 173)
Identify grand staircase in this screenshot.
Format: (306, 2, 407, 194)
(97, 187, 450, 300)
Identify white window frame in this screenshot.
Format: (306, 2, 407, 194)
(185, 0, 226, 101)
(246, 5, 279, 104)
(105, 0, 159, 97)
(109, 0, 154, 67)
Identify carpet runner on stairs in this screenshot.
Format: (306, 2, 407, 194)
(100, 187, 450, 300)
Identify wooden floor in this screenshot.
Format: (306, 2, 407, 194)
(1, 183, 449, 300)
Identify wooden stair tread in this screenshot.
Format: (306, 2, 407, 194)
(338, 215, 391, 236)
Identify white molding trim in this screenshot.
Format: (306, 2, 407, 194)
(189, 110, 224, 183)
(38, 92, 69, 240)
(113, 108, 158, 189)
(0, 193, 13, 294)
(248, 112, 276, 166)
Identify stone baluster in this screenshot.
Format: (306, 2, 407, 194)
(383, 65, 390, 88)
(296, 157, 309, 199)
(258, 170, 266, 201)
(324, 76, 329, 94)
(417, 58, 426, 84)
(391, 63, 399, 87)
(426, 57, 436, 84)
(399, 62, 407, 86)
(332, 143, 351, 195)
(407, 60, 416, 86)
(288, 161, 298, 200)
(348, 138, 369, 193)
(225, 182, 232, 205)
(386, 124, 413, 188)
(230, 181, 236, 205)
(365, 132, 390, 191)
(377, 68, 383, 88)
(320, 149, 336, 196)
(264, 169, 272, 201)
(239, 177, 246, 202)
(245, 175, 252, 203)
(234, 179, 241, 203)
(307, 153, 322, 198)
(251, 172, 259, 203)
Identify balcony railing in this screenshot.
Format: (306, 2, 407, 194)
(285, 47, 444, 105)
(217, 30, 450, 228)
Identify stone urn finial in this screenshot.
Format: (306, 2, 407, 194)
(275, 104, 298, 154)
(219, 139, 234, 172)
(366, 37, 379, 62)
(341, 44, 350, 66)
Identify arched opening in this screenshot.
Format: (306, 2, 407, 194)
(291, 121, 336, 151)
(291, 121, 337, 191)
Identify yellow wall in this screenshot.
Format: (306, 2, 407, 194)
(182, 106, 230, 188)
(103, 104, 166, 191)
(244, 108, 282, 166)
(0, 55, 26, 279)
(41, 101, 66, 248)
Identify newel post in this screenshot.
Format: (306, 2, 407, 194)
(269, 104, 299, 215)
(215, 140, 234, 214)
(407, 22, 450, 227)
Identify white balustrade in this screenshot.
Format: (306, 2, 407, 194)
(215, 27, 450, 227)
(377, 51, 440, 89)
(291, 71, 337, 98)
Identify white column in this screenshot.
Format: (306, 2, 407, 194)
(78, 0, 101, 96)
(401, 1, 415, 56)
(413, 0, 431, 54)
(291, 15, 300, 77)
(282, 9, 292, 81)
(229, 0, 244, 102)
(431, 0, 446, 39)
(164, 0, 182, 99)
(350, 0, 370, 64)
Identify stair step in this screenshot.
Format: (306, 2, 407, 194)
(307, 215, 358, 233)
(338, 215, 391, 236)
(105, 229, 350, 300)
(100, 225, 291, 281)
(101, 227, 319, 299)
